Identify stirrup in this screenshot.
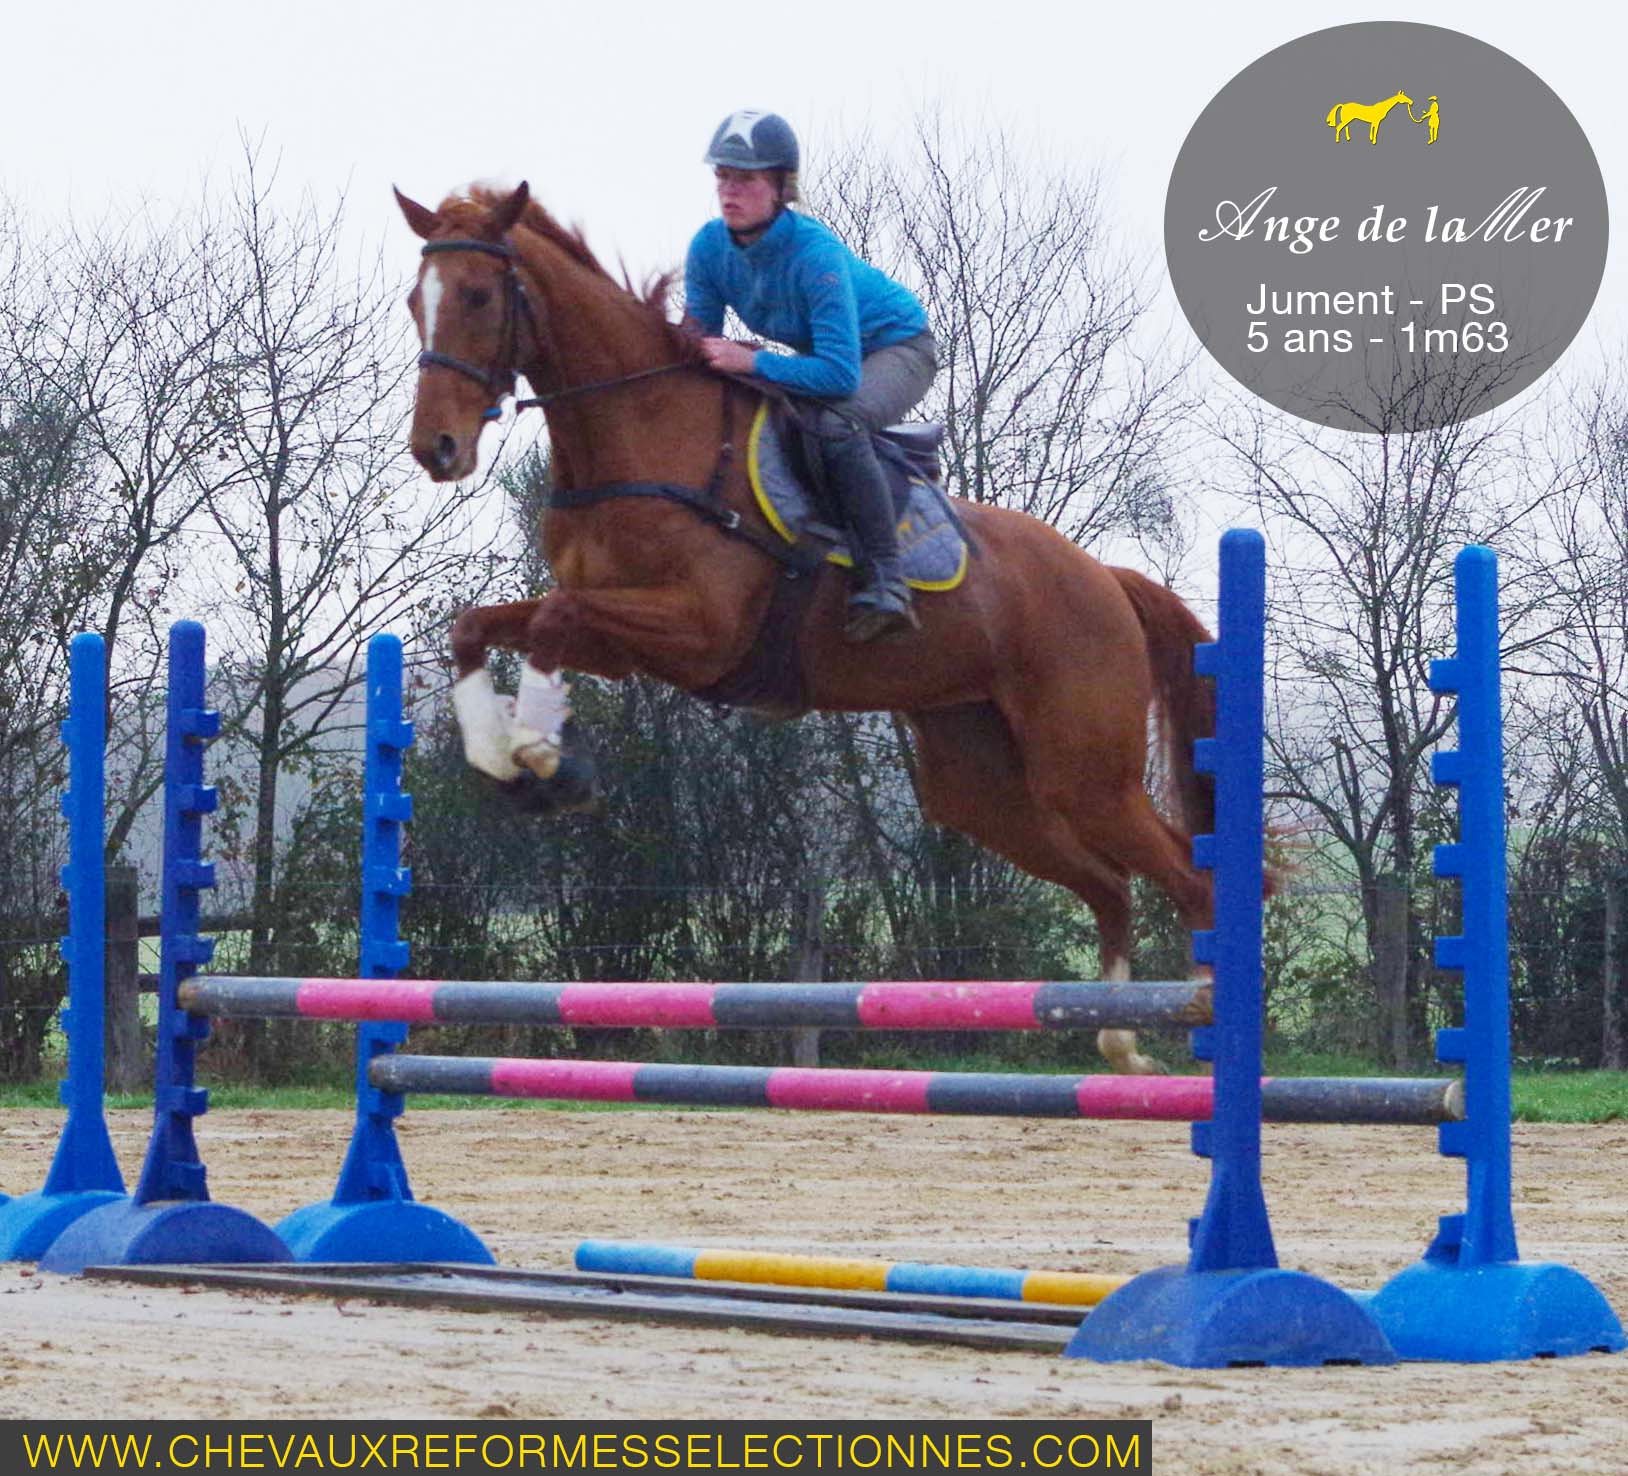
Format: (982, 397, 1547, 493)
(844, 603, 919, 643)
(843, 571, 919, 643)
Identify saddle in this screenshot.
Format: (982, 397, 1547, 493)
(689, 403, 969, 717)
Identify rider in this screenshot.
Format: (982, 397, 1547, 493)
(684, 110, 937, 642)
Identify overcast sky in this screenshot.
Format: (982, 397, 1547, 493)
(5, 1, 1618, 330)
(2, 0, 1620, 570)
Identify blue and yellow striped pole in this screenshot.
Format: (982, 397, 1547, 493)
(575, 1240, 1128, 1307)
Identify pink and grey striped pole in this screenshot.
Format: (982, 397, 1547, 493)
(367, 1054, 1464, 1125)
(179, 976, 1215, 1031)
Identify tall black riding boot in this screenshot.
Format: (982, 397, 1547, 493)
(822, 422, 918, 643)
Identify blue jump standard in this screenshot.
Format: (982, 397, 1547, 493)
(42, 624, 290, 1273)
(1065, 530, 1395, 1367)
(1359, 549, 1623, 1362)
(274, 633, 490, 1264)
(0, 636, 127, 1257)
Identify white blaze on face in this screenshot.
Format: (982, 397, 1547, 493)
(422, 263, 445, 352)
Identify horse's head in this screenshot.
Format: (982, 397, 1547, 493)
(396, 181, 533, 481)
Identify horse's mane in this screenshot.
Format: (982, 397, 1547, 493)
(438, 186, 700, 363)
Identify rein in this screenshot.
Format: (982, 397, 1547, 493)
(513, 361, 691, 413)
(417, 237, 822, 575)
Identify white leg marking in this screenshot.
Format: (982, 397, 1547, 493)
(422, 263, 444, 352)
(452, 669, 521, 782)
(509, 664, 572, 780)
(515, 663, 571, 746)
(1098, 956, 1168, 1075)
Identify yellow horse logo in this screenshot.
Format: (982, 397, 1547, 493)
(1326, 91, 1414, 144)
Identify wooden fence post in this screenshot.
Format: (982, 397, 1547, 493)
(790, 876, 825, 1069)
(1374, 872, 1411, 1070)
(104, 864, 143, 1093)
(1603, 870, 1627, 1071)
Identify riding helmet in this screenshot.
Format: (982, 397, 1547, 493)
(703, 110, 800, 172)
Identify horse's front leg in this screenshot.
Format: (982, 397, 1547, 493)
(449, 599, 544, 783)
(447, 596, 642, 787)
(510, 584, 723, 780)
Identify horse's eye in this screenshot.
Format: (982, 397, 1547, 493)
(464, 287, 492, 310)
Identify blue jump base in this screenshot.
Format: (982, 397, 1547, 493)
(39, 1199, 291, 1274)
(1364, 1255, 1623, 1363)
(277, 1200, 493, 1264)
(0, 1188, 128, 1262)
(1068, 1265, 1396, 1367)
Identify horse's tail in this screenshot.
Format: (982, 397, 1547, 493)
(1111, 567, 1215, 843)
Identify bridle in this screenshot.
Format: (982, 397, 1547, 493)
(412, 236, 823, 577)
(416, 237, 690, 421)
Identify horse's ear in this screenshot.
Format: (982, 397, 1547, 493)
(490, 181, 531, 237)
(395, 187, 441, 240)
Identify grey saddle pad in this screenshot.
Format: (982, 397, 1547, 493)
(746, 403, 968, 591)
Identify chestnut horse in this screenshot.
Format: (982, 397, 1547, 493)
(397, 181, 1215, 1074)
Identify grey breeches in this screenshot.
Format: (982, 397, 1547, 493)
(807, 332, 937, 565)
(812, 331, 938, 434)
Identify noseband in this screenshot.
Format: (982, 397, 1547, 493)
(416, 237, 690, 421)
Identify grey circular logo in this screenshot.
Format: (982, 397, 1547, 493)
(1164, 23, 1608, 433)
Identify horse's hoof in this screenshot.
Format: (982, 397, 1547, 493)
(515, 746, 562, 780)
(482, 755, 601, 818)
(510, 723, 562, 780)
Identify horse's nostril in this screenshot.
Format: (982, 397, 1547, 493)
(434, 434, 459, 471)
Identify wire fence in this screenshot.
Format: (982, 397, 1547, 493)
(2, 866, 1622, 1083)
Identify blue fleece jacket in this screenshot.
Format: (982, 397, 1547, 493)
(684, 210, 928, 398)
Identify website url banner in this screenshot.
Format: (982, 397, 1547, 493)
(6, 1422, 1152, 1476)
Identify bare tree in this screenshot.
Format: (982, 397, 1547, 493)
(809, 109, 1198, 552)
(190, 151, 506, 999)
(1525, 358, 1628, 842)
(1517, 354, 1628, 1061)
(0, 203, 130, 1073)
(0, 191, 271, 855)
(1500, 692, 1626, 1063)
(1211, 374, 1551, 1065)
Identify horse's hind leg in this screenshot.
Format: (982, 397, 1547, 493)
(1078, 788, 1216, 1073)
(986, 669, 1218, 1069)
(906, 703, 1174, 1074)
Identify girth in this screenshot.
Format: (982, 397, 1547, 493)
(545, 388, 829, 713)
(547, 479, 824, 575)
(545, 385, 824, 575)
